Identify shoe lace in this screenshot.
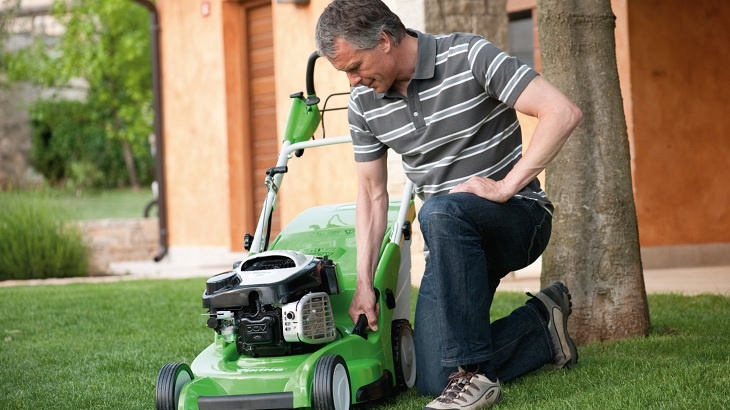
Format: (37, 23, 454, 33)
(436, 368, 481, 404)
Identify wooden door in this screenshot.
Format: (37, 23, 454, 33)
(247, 3, 280, 241)
(223, 0, 277, 251)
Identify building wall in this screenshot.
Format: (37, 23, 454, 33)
(628, 0, 730, 247)
(158, 0, 231, 252)
(505, 0, 729, 265)
(611, 0, 634, 181)
(272, 1, 358, 226)
(384, 0, 425, 31)
(273, 1, 429, 277)
(157, 0, 356, 255)
(272, 0, 431, 226)
(155, 0, 729, 267)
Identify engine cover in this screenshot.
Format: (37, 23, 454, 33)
(202, 250, 340, 357)
(203, 250, 338, 309)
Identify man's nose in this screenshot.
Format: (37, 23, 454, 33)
(347, 72, 362, 87)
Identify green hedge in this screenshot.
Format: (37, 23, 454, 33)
(29, 98, 154, 190)
(0, 192, 89, 280)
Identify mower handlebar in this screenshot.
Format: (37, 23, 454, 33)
(306, 51, 319, 99)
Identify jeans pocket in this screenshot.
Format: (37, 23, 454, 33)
(525, 202, 552, 264)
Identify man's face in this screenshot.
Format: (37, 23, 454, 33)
(327, 36, 395, 93)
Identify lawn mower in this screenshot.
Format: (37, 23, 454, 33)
(155, 51, 417, 410)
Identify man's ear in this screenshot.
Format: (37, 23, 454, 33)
(378, 32, 392, 53)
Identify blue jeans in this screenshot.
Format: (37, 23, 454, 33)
(414, 193, 554, 396)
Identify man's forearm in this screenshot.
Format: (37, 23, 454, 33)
(355, 190, 389, 287)
(502, 101, 582, 197)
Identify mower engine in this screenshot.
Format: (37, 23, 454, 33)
(202, 251, 340, 357)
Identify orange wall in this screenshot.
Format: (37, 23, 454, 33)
(273, 1, 358, 226)
(611, 0, 634, 180)
(158, 0, 231, 248)
(156, 0, 357, 252)
(628, 0, 730, 246)
(155, 0, 730, 253)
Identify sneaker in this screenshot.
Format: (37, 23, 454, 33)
(530, 281, 578, 368)
(424, 367, 501, 409)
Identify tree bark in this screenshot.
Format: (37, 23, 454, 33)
(537, 0, 650, 344)
(121, 139, 140, 191)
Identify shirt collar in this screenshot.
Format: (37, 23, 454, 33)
(374, 29, 436, 99)
(411, 29, 436, 80)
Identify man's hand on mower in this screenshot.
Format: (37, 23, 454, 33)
(349, 286, 380, 332)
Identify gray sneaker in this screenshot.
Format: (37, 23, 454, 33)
(531, 281, 578, 368)
(424, 367, 501, 409)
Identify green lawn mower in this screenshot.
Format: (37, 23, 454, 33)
(155, 52, 417, 410)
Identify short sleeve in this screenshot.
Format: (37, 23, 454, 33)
(467, 36, 539, 108)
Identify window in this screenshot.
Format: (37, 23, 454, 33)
(508, 11, 534, 68)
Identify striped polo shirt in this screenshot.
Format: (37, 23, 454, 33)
(348, 30, 551, 211)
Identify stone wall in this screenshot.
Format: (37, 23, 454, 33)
(76, 218, 159, 275)
(1, 2, 74, 189)
(425, 0, 508, 49)
(0, 81, 40, 189)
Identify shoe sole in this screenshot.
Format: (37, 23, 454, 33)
(535, 282, 578, 368)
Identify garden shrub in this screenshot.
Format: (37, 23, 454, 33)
(65, 160, 105, 193)
(29, 98, 154, 190)
(0, 192, 89, 280)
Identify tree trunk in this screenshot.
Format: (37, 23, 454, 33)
(425, 0, 508, 50)
(537, 0, 650, 344)
(121, 139, 140, 191)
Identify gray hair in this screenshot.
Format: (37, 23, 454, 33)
(315, 0, 407, 58)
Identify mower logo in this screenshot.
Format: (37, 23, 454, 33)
(238, 367, 285, 373)
(301, 247, 345, 259)
(246, 324, 267, 332)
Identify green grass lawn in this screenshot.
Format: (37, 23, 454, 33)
(1, 280, 728, 409)
(0, 188, 155, 221)
(51, 188, 156, 220)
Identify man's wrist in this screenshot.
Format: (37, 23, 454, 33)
(491, 178, 516, 202)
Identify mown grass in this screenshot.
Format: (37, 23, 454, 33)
(49, 188, 155, 220)
(0, 279, 208, 410)
(0, 188, 155, 221)
(0, 280, 728, 410)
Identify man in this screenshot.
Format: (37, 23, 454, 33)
(315, 1, 582, 408)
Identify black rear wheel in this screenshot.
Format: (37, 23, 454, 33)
(156, 362, 193, 410)
(313, 354, 351, 410)
(392, 319, 416, 390)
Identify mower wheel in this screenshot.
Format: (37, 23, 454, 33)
(392, 319, 416, 390)
(312, 354, 351, 410)
(156, 362, 193, 410)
